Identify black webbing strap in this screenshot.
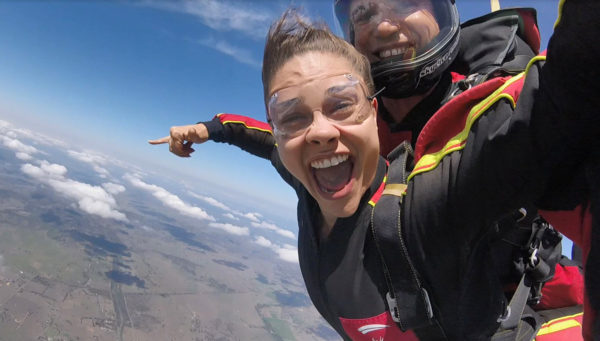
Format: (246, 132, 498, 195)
(370, 143, 447, 339)
(493, 219, 561, 340)
(492, 305, 542, 341)
(499, 275, 531, 331)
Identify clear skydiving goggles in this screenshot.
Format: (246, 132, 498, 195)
(267, 74, 376, 139)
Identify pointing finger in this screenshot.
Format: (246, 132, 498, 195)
(148, 136, 170, 145)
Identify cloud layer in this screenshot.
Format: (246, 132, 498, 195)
(208, 222, 249, 236)
(254, 236, 298, 263)
(1, 119, 297, 263)
(67, 150, 111, 178)
(1, 121, 128, 221)
(189, 190, 296, 240)
(251, 221, 296, 240)
(21, 161, 128, 221)
(126, 174, 215, 221)
(1, 135, 40, 160)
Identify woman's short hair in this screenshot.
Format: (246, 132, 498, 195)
(262, 9, 374, 106)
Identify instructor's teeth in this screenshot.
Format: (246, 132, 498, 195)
(379, 47, 407, 58)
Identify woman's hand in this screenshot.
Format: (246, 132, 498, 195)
(148, 123, 209, 157)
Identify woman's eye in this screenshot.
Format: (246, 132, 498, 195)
(334, 102, 352, 111)
(280, 113, 310, 129)
(327, 100, 356, 119)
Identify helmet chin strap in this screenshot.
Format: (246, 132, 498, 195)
(376, 75, 441, 99)
(490, 0, 501, 12)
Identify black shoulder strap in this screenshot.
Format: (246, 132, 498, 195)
(447, 8, 538, 104)
(370, 142, 447, 339)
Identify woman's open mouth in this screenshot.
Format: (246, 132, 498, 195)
(310, 154, 354, 195)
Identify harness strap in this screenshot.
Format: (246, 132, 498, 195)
(492, 305, 543, 341)
(447, 55, 533, 104)
(493, 219, 562, 340)
(500, 275, 533, 330)
(370, 142, 447, 339)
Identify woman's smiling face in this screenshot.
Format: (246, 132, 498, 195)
(268, 51, 379, 227)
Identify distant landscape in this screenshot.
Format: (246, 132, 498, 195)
(0, 119, 338, 341)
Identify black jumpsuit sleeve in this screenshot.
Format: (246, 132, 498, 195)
(202, 113, 302, 191)
(202, 113, 275, 160)
(533, 0, 600, 210)
(453, 0, 600, 226)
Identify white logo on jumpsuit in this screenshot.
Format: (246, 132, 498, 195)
(358, 324, 390, 337)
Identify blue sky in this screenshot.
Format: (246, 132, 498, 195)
(0, 0, 563, 240)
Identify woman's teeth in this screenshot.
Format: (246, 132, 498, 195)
(311, 154, 349, 169)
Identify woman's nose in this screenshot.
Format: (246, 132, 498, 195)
(305, 112, 340, 145)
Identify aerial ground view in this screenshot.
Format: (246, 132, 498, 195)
(0, 119, 336, 340)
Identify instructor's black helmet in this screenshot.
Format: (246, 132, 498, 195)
(334, 0, 460, 98)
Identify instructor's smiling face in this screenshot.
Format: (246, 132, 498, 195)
(268, 51, 379, 226)
(349, 0, 440, 64)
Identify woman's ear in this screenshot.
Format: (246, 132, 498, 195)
(372, 97, 378, 118)
(372, 98, 379, 135)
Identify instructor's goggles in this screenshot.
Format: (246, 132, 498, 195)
(267, 74, 374, 138)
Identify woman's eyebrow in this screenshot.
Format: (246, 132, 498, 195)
(326, 81, 359, 96)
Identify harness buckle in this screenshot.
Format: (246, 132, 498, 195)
(497, 306, 511, 323)
(529, 248, 539, 268)
(421, 288, 434, 319)
(386, 292, 401, 323)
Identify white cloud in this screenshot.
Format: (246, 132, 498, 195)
(276, 246, 299, 264)
(276, 229, 296, 240)
(21, 161, 128, 222)
(93, 165, 109, 178)
(253, 236, 298, 263)
(15, 152, 33, 160)
(140, 225, 153, 232)
(143, 0, 274, 39)
(102, 182, 126, 195)
(67, 150, 112, 178)
(39, 161, 67, 178)
(21, 163, 45, 178)
(208, 222, 249, 236)
(222, 212, 238, 221)
(0, 120, 66, 148)
(243, 212, 262, 222)
(188, 191, 231, 211)
(67, 150, 107, 165)
(281, 243, 296, 250)
(125, 173, 215, 221)
(254, 236, 272, 248)
(197, 37, 261, 67)
(0, 135, 39, 160)
(251, 221, 296, 240)
(78, 197, 125, 220)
